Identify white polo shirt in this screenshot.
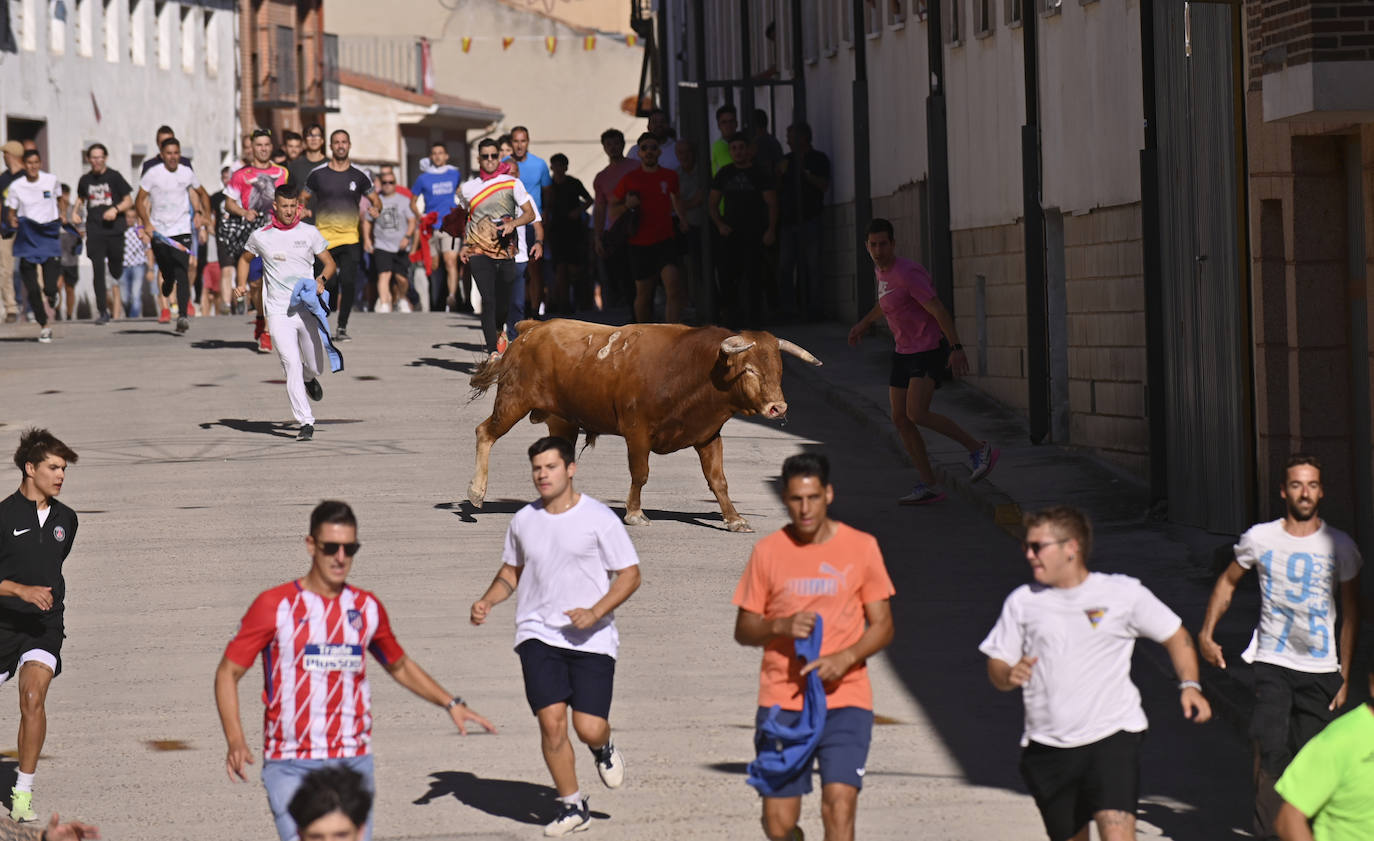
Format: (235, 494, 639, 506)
(5, 172, 60, 224)
(243, 222, 330, 317)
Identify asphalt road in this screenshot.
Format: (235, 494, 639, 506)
(0, 313, 1253, 840)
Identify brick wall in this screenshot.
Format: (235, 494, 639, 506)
(952, 223, 1028, 413)
(1064, 205, 1149, 476)
(1247, 0, 1374, 92)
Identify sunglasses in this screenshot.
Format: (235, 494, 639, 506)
(480, 153, 500, 160)
(317, 541, 361, 556)
(640, 145, 660, 153)
(1021, 539, 1068, 556)
(380, 179, 395, 184)
(251, 130, 273, 139)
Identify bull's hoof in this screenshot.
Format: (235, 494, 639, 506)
(467, 484, 486, 508)
(624, 511, 651, 526)
(726, 518, 754, 533)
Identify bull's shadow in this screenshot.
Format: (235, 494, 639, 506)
(412, 771, 610, 825)
(409, 356, 481, 374)
(436, 499, 528, 523)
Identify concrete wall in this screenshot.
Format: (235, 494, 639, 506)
(952, 221, 1027, 411)
(337, 86, 406, 168)
(326, 0, 645, 186)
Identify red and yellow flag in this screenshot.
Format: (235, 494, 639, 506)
(583, 35, 596, 50)
(461, 37, 472, 53)
(626, 34, 638, 47)
(545, 36, 557, 55)
(501, 36, 515, 50)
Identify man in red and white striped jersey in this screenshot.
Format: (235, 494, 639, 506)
(214, 500, 495, 841)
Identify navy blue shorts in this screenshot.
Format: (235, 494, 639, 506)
(517, 639, 616, 719)
(752, 706, 874, 798)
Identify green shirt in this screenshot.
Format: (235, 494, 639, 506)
(711, 138, 733, 176)
(1275, 704, 1374, 841)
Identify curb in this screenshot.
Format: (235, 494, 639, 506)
(785, 357, 1023, 535)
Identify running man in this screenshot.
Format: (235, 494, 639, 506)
(301, 130, 380, 341)
(612, 132, 689, 323)
(410, 142, 466, 312)
(4, 150, 62, 343)
(469, 437, 639, 837)
(1198, 453, 1362, 841)
(981, 505, 1212, 841)
(508, 126, 552, 327)
(234, 182, 337, 442)
(0, 429, 81, 823)
(136, 135, 207, 335)
(848, 217, 998, 504)
(226, 128, 289, 352)
(458, 138, 536, 357)
(215, 500, 495, 841)
(361, 170, 415, 313)
(1274, 663, 1374, 841)
(732, 453, 895, 841)
(74, 143, 133, 325)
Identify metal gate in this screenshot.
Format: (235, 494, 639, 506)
(1150, 0, 1252, 533)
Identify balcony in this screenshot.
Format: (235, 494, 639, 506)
(300, 33, 340, 114)
(252, 26, 340, 113)
(337, 35, 425, 94)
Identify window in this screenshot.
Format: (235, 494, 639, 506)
(802, 0, 818, 61)
(865, 0, 882, 37)
(179, 3, 193, 72)
(1038, 0, 1062, 16)
(839, 0, 853, 45)
(975, 0, 993, 36)
(820, 0, 837, 56)
(16, 0, 37, 50)
(204, 8, 218, 76)
(103, 0, 118, 61)
(75, 0, 92, 55)
(944, 0, 961, 44)
(129, 0, 145, 64)
(50, 0, 66, 53)
(153, 0, 169, 69)
(916, 0, 929, 22)
(887, 0, 908, 26)
(1006, 0, 1022, 28)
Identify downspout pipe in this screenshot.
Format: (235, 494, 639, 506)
(1139, 0, 1168, 505)
(925, 0, 954, 310)
(852, 0, 874, 316)
(1022, 0, 1050, 443)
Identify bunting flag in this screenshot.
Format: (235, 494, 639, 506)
(452, 34, 640, 51)
(461, 37, 472, 53)
(545, 35, 557, 55)
(502, 36, 515, 50)
(583, 34, 595, 50)
(626, 34, 638, 47)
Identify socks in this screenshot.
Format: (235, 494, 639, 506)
(14, 772, 34, 793)
(557, 790, 583, 807)
(590, 740, 613, 762)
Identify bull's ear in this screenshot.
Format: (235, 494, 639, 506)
(720, 335, 756, 355)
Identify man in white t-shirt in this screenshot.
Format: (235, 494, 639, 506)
(1198, 453, 1362, 841)
(136, 136, 206, 335)
(469, 436, 640, 838)
(233, 182, 336, 442)
(981, 505, 1211, 841)
(4, 150, 62, 343)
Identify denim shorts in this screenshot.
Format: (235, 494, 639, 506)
(262, 753, 374, 841)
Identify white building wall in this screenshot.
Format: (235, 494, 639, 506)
(0, 0, 237, 313)
(1038, 0, 1143, 212)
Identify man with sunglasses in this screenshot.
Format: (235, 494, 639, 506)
(216, 500, 496, 841)
(611, 132, 689, 324)
(458, 138, 536, 357)
(981, 506, 1212, 841)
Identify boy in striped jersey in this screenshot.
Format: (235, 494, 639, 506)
(215, 500, 495, 841)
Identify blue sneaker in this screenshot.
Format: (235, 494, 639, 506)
(544, 796, 590, 836)
(898, 483, 946, 506)
(969, 442, 1000, 482)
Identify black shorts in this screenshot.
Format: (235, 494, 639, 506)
(889, 342, 953, 389)
(1019, 730, 1142, 841)
(1250, 662, 1342, 776)
(0, 617, 64, 682)
(373, 249, 409, 276)
(628, 238, 678, 281)
(517, 638, 615, 719)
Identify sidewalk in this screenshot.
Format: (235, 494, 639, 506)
(773, 320, 1263, 733)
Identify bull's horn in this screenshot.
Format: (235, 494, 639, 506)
(778, 338, 823, 366)
(720, 336, 756, 355)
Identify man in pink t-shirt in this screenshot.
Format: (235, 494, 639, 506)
(848, 218, 998, 504)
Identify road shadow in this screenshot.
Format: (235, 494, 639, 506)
(0, 757, 15, 797)
(432, 340, 487, 353)
(412, 771, 610, 825)
(606, 505, 733, 531)
(0, 337, 40, 343)
(409, 356, 481, 375)
(190, 339, 259, 352)
(198, 418, 297, 438)
(115, 329, 179, 337)
(435, 499, 527, 523)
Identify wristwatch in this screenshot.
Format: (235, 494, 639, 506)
(445, 696, 466, 710)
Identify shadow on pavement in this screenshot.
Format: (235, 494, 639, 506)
(412, 771, 610, 825)
(436, 500, 529, 524)
(190, 339, 259, 352)
(606, 506, 732, 531)
(198, 418, 297, 438)
(115, 329, 179, 337)
(705, 761, 963, 781)
(432, 340, 487, 353)
(409, 356, 481, 375)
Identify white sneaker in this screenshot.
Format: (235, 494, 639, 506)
(37, 328, 53, 343)
(375, 301, 391, 313)
(593, 743, 625, 788)
(544, 797, 590, 836)
(398, 299, 412, 313)
(898, 483, 946, 506)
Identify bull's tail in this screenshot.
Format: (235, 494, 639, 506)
(580, 432, 600, 455)
(468, 352, 513, 398)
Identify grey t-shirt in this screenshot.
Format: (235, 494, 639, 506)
(371, 191, 414, 253)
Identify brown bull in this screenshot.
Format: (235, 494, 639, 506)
(466, 319, 822, 532)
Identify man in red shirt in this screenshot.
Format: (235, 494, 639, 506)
(612, 132, 689, 323)
(214, 500, 495, 841)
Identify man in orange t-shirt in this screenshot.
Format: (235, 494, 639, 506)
(732, 452, 896, 841)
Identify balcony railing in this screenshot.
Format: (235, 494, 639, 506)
(337, 35, 424, 93)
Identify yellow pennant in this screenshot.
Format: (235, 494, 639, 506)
(461, 37, 472, 53)
(502, 36, 515, 50)
(626, 34, 638, 47)
(545, 35, 557, 55)
(583, 35, 596, 51)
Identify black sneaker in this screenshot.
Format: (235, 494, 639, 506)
(543, 797, 589, 837)
(94, 312, 110, 325)
(335, 327, 351, 342)
(175, 316, 189, 334)
(305, 378, 323, 401)
(297, 424, 314, 441)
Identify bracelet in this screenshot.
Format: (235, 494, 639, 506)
(445, 696, 465, 710)
(953, 343, 964, 351)
(1178, 680, 1202, 692)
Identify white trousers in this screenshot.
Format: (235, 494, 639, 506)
(268, 312, 325, 426)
